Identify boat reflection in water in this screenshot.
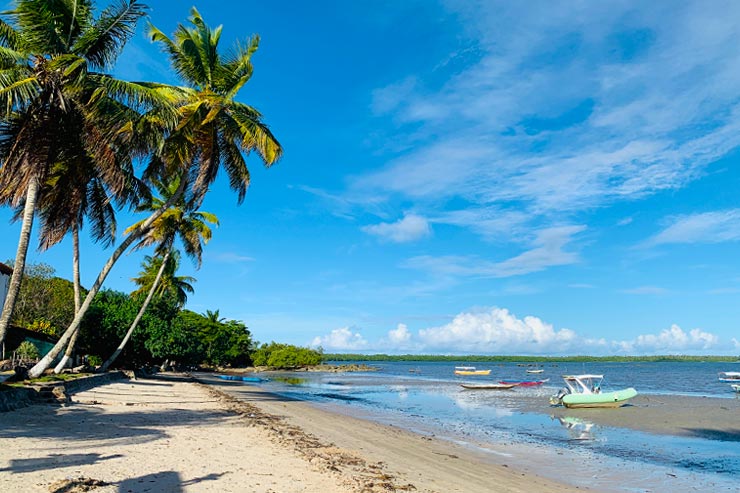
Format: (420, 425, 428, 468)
(553, 416, 598, 441)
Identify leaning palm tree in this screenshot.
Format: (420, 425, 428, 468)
(0, 0, 153, 351)
(98, 175, 215, 371)
(28, 7, 282, 377)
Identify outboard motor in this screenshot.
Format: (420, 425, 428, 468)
(549, 387, 570, 406)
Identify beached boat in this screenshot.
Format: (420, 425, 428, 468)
(499, 378, 549, 387)
(454, 368, 492, 376)
(526, 369, 544, 374)
(718, 371, 740, 383)
(550, 374, 637, 408)
(460, 383, 517, 390)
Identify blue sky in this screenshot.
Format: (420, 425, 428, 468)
(3, 0, 740, 355)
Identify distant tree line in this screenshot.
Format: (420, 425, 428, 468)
(326, 353, 740, 363)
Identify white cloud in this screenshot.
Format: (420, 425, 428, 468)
(343, 2, 740, 259)
(212, 252, 255, 263)
(362, 213, 431, 243)
(403, 225, 585, 278)
(621, 286, 669, 295)
(644, 209, 740, 246)
(387, 323, 412, 344)
(616, 324, 719, 353)
(417, 307, 579, 354)
(310, 327, 368, 351)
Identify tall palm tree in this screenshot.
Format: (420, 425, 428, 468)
(0, 0, 152, 351)
(98, 176, 215, 371)
(28, 6, 282, 377)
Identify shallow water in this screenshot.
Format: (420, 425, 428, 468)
(246, 361, 740, 491)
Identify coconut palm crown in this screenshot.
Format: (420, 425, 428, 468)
(148, 7, 282, 207)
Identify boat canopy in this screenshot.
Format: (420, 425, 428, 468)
(562, 374, 604, 394)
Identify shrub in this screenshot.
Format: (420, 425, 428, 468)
(16, 341, 39, 360)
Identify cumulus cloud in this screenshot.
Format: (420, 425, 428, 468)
(417, 307, 578, 354)
(362, 213, 431, 243)
(616, 324, 719, 353)
(387, 323, 412, 344)
(311, 327, 368, 351)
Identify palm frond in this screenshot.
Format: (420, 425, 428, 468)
(73, 0, 147, 69)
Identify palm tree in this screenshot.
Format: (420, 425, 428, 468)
(28, 6, 282, 377)
(131, 251, 195, 305)
(0, 0, 152, 351)
(98, 176, 215, 371)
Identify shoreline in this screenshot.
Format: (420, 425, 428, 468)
(1, 373, 580, 493)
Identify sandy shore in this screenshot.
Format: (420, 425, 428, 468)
(0, 374, 580, 493)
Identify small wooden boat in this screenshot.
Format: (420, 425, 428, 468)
(454, 369, 491, 376)
(526, 369, 544, 374)
(550, 374, 637, 408)
(460, 383, 517, 390)
(499, 378, 549, 386)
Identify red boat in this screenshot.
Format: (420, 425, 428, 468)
(498, 378, 549, 387)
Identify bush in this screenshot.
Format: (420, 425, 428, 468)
(15, 341, 39, 360)
(253, 342, 323, 369)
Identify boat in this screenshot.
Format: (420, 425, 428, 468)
(498, 378, 549, 386)
(0, 370, 14, 384)
(526, 369, 544, 374)
(718, 371, 740, 383)
(550, 374, 637, 408)
(732, 384, 740, 393)
(454, 367, 492, 376)
(460, 383, 517, 390)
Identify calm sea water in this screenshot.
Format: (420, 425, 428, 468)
(220, 361, 740, 492)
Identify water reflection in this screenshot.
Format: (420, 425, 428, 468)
(553, 415, 598, 441)
(271, 376, 308, 386)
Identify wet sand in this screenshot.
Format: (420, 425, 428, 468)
(0, 374, 580, 493)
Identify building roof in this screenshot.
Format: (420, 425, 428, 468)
(0, 262, 12, 276)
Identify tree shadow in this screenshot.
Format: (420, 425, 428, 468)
(116, 471, 226, 493)
(0, 452, 123, 474)
(682, 427, 740, 442)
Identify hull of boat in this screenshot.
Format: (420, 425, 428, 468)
(461, 383, 517, 390)
(499, 379, 549, 386)
(454, 370, 491, 376)
(562, 388, 637, 408)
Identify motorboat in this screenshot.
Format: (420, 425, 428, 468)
(460, 383, 517, 390)
(526, 369, 545, 374)
(549, 374, 637, 408)
(499, 378, 549, 386)
(718, 371, 740, 383)
(732, 384, 740, 393)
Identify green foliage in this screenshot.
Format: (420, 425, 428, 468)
(15, 340, 39, 360)
(86, 355, 103, 366)
(252, 342, 323, 369)
(10, 262, 77, 334)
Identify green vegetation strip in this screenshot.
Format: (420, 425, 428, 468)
(325, 354, 739, 363)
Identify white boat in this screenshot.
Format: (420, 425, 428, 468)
(731, 384, 740, 393)
(550, 374, 637, 408)
(718, 371, 740, 383)
(526, 369, 544, 374)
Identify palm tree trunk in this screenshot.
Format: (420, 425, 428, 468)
(53, 225, 83, 373)
(98, 250, 170, 372)
(0, 175, 40, 352)
(28, 178, 188, 378)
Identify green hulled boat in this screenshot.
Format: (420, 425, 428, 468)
(550, 374, 637, 408)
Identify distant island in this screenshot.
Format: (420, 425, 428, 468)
(325, 354, 739, 363)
